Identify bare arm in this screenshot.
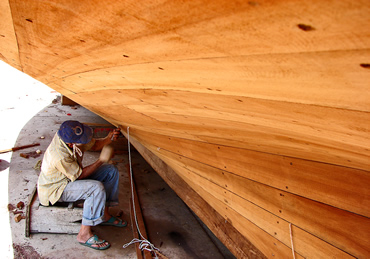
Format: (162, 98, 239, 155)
(77, 159, 104, 180)
(78, 144, 114, 180)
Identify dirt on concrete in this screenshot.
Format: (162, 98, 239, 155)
(13, 244, 43, 259)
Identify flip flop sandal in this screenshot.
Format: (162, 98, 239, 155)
(79, 235, 111, 250)
(100, 216, 128, 227)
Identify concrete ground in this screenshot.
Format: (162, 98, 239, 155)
(1, 61, 235, 259)
(0, 60, 58, 258)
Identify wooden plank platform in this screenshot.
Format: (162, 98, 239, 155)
(29, 194, 82, 235)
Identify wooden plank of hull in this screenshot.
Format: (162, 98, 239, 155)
(177, 168, 356, 259)
(4, 0, 370, 82)
(126, 132, 357, 258)
(146, 145, 370, 258)
(119, 124, 369, 257)
(124, 132, 268, 259)
(71, 89, 370, 172)
(156, 151, 367, 258)
(132, 129, 370, 218)
(48, 49, 370, 111)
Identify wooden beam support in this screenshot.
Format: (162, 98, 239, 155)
(126, 163, 152, 259)
(25, 185, 37, 237)
(61, 95, 79, 106)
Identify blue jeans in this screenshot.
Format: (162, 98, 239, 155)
(58, 164, 119, 226)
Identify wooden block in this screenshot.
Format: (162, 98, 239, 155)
(61, 95, 79, 106)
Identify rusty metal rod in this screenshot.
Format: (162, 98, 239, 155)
(0, 143, 40, 154)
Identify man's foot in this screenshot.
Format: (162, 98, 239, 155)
(78, 235, 110, 250)
(101, 216, 127, 227)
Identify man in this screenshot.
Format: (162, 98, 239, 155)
(37, 120, 126, 250)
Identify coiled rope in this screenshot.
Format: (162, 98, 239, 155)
(122, 127, 160, 258)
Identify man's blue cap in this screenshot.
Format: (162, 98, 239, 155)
(58, 120, 93, 144)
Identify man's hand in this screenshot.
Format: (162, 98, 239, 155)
(108, 128, 121, 142)
(99, 145, 114, 163)
(90, 128, 121, 152)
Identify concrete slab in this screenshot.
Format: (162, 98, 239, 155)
(8, 98, 235, 258)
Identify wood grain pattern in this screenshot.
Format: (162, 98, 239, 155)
(155, 150, 366, 258)
(1, 0, 369, 257)
(73, 89, 370, 171)
(125, 132, 267, 259)
(0, 0, 21, 70)
(132, 129, 370, 217)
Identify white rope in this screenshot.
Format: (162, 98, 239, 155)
(289, 223, 296, 259)
(123, 127, 160, 258)
(72, 144, 82, 158)
(122, 238, 157, 253)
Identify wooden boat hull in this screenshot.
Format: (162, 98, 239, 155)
(1, 0, 369, 257)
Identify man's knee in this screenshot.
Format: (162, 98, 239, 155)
(86, 181, 106, 205)
(89, 181, 105, 195)
(103, 164, 119, 180)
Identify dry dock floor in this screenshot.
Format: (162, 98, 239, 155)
(6, 98, 234, 259)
